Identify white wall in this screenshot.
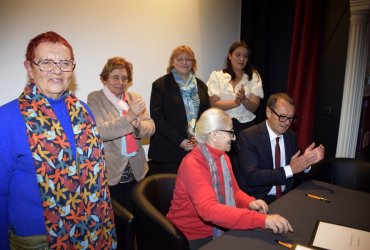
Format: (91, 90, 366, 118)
(0, 0, 241, 153)
(0, 0, 241, 105)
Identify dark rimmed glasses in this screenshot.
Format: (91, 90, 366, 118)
(31, 59, 76, 72)
(219, 129, 235, 138)
(269, 106, 297, 123)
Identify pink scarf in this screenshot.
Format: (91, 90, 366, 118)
(102, 86, 138, 157)
(121, 93, 139, 155)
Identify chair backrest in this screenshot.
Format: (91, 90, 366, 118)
(308, 157, 370, 193)
(111, 199, 135, 250)
(132, 173, 189, 250)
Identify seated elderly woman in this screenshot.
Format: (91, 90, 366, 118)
(167, 108, 293, 249)
(87, 56, 155, 213)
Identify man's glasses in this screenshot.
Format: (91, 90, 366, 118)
(31, 59, 76, 72)
(269, 106, 297, 123)
(219, 129, 235, 138)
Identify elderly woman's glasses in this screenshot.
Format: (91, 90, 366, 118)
(219, 129, 235, 138)
(31, 59, 76, 72)
(268, 106, 297, 123)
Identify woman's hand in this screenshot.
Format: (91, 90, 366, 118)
(248, 199, 268, 214)
(179, 139, 195, 151)
(126, 99, 146, 122)
(131, 116, 141, 129)
(130, 99, 146, 116)
(240, 93, 260, 112)
(265, 214, 294, 234)
(234, 85, 245, 106)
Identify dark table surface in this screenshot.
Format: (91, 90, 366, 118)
(200, 180, 370, 249)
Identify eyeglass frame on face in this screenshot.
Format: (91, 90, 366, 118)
(268, 106, 297, 123)
(31, 59, 76, 72)
(111, 75, 129, 83)
(219, 129, 235, 138)
(175, 57, 193, 63)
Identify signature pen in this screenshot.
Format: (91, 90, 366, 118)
(305, 193, 331, 203)
(275, 240, 293, 248)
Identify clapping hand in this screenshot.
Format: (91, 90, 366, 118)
(290, 143, 325, 174)
(126, 99, 146, 124)
(235, 85, 245, 105)
(129, 99, 146, 116)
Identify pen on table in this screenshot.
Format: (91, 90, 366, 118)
(275, 240, 293, 248)
(305, 193, 330, 203)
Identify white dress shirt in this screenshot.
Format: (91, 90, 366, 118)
(266, 121, 293, 195)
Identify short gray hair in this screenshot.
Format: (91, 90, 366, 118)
(191, 108, 231, 144)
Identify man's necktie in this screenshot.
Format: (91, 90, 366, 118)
(275, 137, 282, 198)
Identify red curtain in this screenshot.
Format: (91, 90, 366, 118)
(287, 0, 322, 150)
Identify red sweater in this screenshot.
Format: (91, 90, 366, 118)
(167, 144, 266, 240)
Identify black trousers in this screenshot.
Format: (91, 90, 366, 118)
(146, 160, 180, 176)
(109, 181, 137, 213)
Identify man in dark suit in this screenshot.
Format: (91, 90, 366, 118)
(236, 93, 325, 204)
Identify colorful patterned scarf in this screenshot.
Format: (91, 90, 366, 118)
(198, 143, 236, 239)
(18, 83, 117, 249)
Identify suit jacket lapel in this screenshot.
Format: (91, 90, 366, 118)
(166, 74, 188, 125)
(261, 122, 274, 169)
(283, 131, 295, 162)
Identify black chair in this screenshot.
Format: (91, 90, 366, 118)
(111, 199, 135, 250)
(307, 157, 370, 193)
(132, 173, 189, 250)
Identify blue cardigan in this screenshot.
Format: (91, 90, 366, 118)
(0, 97, 93, 249)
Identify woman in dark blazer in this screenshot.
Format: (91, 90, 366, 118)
(148, 45, 210, 174)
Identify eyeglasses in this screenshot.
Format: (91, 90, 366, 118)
(219, 129, 235, 138)
(176, 57, 193, 63)
(31, 59, 76, 72)
(269, 106, 297, 123)
(112, 75, 129, 82)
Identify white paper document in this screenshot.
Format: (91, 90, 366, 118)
(311, 221, 370, 250)
(294, 245, 315, 250)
